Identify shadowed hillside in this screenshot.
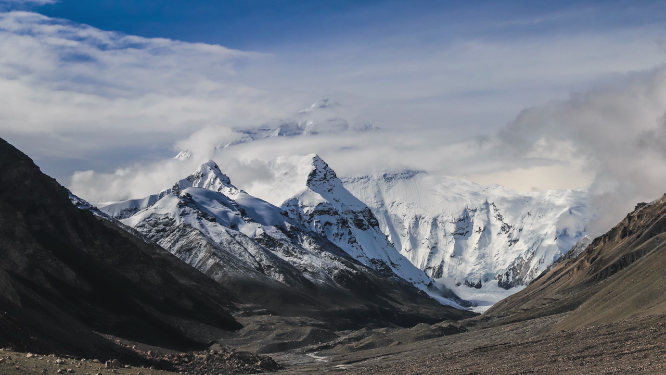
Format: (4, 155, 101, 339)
(0, 137, 243, 361)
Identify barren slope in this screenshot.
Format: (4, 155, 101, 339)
(486, 194, 666, 330)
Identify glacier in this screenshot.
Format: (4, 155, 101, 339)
(98, 151, 594, 313)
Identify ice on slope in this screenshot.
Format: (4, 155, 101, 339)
(565, 235, 593, 260)
(100, 192, 169, 220)
(110, 163, 360, 288)
(68, 190, 113, 220)
(299, 98, 341, 112)
(340, 170, 594, 289)
(122, 187, 288, 240)
(174, 150, 192, 160)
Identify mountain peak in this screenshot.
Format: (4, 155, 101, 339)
(299, 98, 341, 113)
(176, 160, 238, 195)
(174, 150, 192, 160)
(306, 154, 339, 190)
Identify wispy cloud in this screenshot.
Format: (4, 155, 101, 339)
(0, 11, 300, 175)
(70, 64, 666, 237)
(1, 0, 57, 5)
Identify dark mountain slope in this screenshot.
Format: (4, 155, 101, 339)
(0, 137, 242, 359)
(485, 195, 666, 330)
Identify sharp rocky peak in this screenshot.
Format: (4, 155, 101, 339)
(305, 154, 339, 191)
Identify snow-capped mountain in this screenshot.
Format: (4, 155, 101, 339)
(340, 171, 593, 290)
(537, 235, 593, 278)
(102, 161, 345, 289)
(174, 150, 192, 160)
(100, 159, 468, 314)
(244, 154, 461, 304)
(219, 99, 378, 149)
(100, 161, 238, 220)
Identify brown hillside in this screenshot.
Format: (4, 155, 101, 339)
(485, 194, 666, 330)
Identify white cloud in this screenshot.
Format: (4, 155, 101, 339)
(0, 11, 300, 163)
(68, 120, 581, 204)
(239, 29, 666, 136)
(71, 64, 666, 239)
(2, 10, 666, 236)
(498, 65, 666, 233)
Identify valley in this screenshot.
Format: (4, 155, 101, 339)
(3, 136, 666, 374)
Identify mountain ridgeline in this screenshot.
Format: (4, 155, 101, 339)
(101, 156, 474, 328)
(341, 171, 592, 289)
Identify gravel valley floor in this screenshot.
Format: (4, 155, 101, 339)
(274, 312, 666, 374)
(3, 312, 666, 374)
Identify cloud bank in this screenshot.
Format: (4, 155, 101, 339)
(0, 11, 300, 175)
(1, 10, 666, 235)
(498, 65, 666, 233)
(72, 65, 666, 235)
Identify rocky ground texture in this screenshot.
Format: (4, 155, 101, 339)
(275, 312, 666, 374)
(147, 350, 281, 374)
(0, 346, 281, 375)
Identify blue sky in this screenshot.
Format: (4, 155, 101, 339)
(1, 0, 666, 229)
(19, 0, 666, 50)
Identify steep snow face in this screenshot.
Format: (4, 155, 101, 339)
(538, 235, 594, 280)
(564, 235, 593, 260)
(119, 186, 331, 287)
(246, 155, 439, 292)
(100, 192, 169, 220)
(175, 160, 238, 197)
(340, 171, 593, 289)
(102, 163, 363, 289)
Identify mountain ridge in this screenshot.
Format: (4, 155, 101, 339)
(245, 154, 464, 305)
(340, 169, 593, 294)
(102, 157, 474, 328)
